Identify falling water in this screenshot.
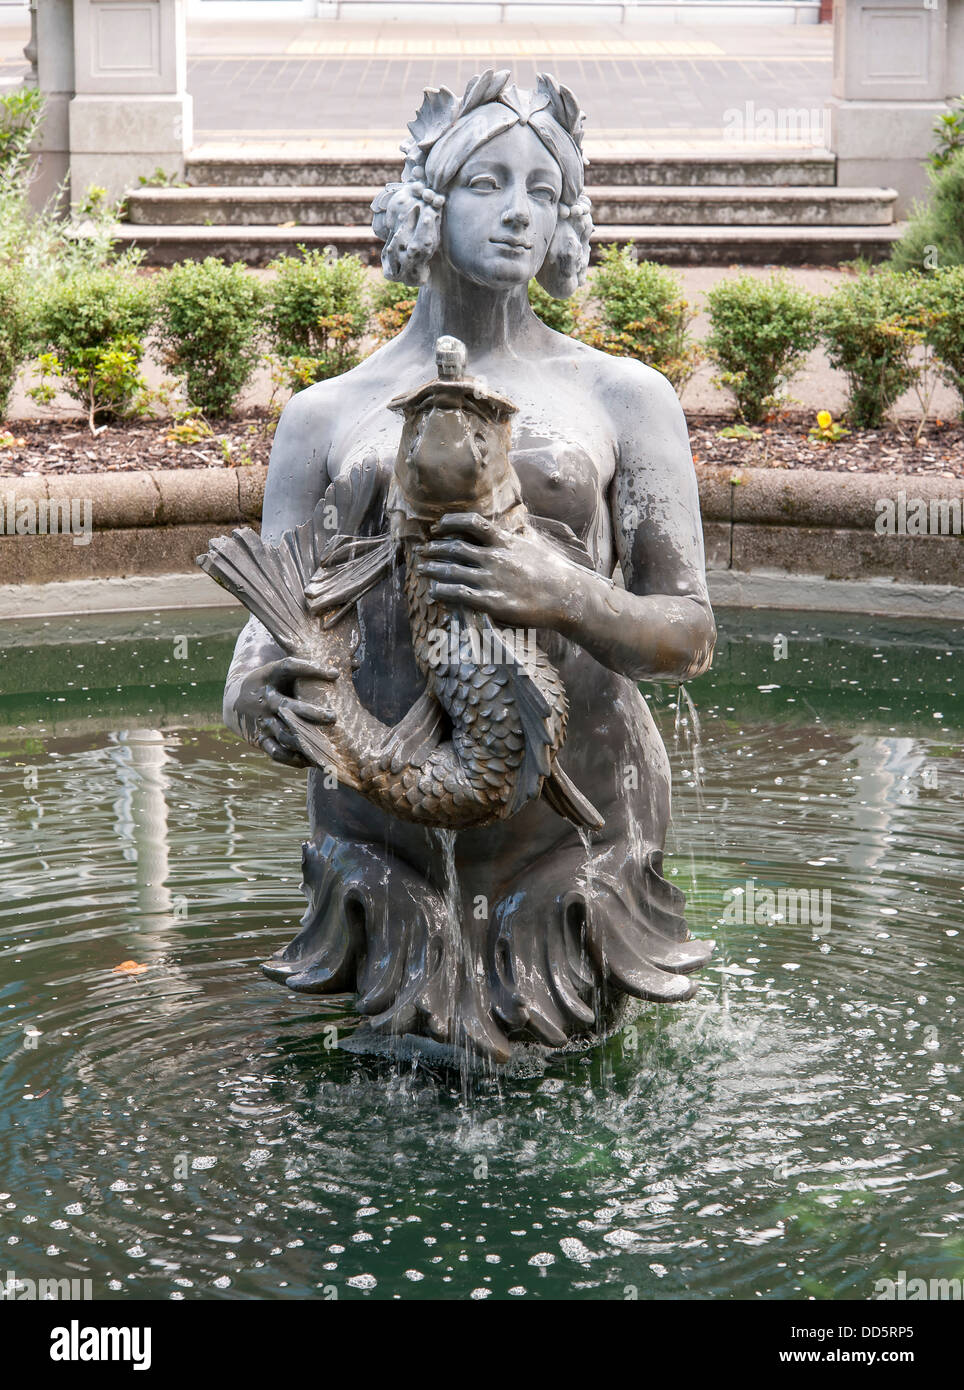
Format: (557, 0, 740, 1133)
(434, 827, 463, 1037)
(675, 683, 705, 812)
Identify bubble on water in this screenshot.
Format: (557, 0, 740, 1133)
(559, 1237, 595, 1263)
(347, 1273, 376, 1290)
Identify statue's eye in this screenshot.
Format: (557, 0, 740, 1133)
(467, 174, 499, 192)
(474, 432, 489, 462)
(530, 184, 557, 202)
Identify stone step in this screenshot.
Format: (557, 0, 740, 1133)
(113, 222, 903, 269)
(186, 146, 838, 190)
(126, 184, 896, 229)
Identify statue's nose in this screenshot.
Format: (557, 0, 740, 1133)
(501, 196, 530, 229)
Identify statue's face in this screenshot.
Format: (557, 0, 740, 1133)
(440, 123, 563, 289)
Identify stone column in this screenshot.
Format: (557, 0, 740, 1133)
(27, 0, 75, 211)
(68, 0, 192, 207)
(949, 0, 964, 100)
(827, 0, 954, 213)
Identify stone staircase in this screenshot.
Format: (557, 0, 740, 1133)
(117, 144, 902, 267)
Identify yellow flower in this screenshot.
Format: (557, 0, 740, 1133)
(816, 410, 833, 430)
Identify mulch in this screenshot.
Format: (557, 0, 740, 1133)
(0, 412, 961, 479)
(689, 418, 964, 478)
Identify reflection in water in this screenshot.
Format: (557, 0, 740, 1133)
(110, 729, 173, 920)
(0, 607, 960, 1301)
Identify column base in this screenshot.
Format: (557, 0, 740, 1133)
(827, 97, 949, 213)
(68, 94, 192, 205)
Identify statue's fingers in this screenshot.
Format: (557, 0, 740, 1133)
(433, 512, 498, 544)
(429, 582, 497, 610)
(420, 538, 485, 565)
(280, 697, 337, 726)
(262, 715, 302, 752)
(260, 735, 308, 768)
(274, 657, 338, 688)
(419, 561, 485, 585)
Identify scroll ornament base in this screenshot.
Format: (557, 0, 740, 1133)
(262, 832, 713, 1065)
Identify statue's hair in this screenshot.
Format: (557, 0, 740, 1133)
(371, 70, 593, 298)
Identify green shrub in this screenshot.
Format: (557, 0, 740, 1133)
(154, 257, 263, 416)
(0, 86, 43, 180)
(265, 248, 368, 386)
(528, 279, 577, 334)
(32, 267, 154, 430)
(818, 270, 921, 428)
(891, 150, 964, 272)
(0, 264, 34, 418)
(582, 245, 700, 392)
(370, 276, 419, 343)
(923, 264, 964, 413)
(929, 96, 964, 172)
(705, 273, 817, 424)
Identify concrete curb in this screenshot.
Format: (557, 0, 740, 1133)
(0, 462, 960, 606)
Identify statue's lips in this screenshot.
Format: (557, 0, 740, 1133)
(490, 238, 532, 252)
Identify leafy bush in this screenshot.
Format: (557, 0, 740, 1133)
(0, 265, 34, 418)
(818, 269, 921, 428)
(370, 276, 419, 342)
(31, 268, 154, 431)
(922, 264, 964, 413)
(154, 257, 263, 416)
(0, 85, 43, 178)
(891, 150, 964, 272)
(581, 245, 701, 392)
(930, 97, 964, 172)
(265, 248, 368, 386)
(0, 88, 140, 280)
(528, 279, 577, 334)
(705, 272, 818, 424)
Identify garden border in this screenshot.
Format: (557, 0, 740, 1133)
(0, 462, 961, 616)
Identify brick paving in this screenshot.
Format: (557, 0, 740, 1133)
(189, 52, 831, 141)
(0, 17, 834, 143)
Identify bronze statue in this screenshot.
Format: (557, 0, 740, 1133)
(203, 72, 717, 1064)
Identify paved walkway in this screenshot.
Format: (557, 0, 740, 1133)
(0, 18, 833, 144)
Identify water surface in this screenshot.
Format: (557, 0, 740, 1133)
(0, 607, 961, 1300)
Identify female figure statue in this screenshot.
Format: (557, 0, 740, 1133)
(220, 72, 716, 1063)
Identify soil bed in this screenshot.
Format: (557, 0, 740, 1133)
(0, 412, 961, 479)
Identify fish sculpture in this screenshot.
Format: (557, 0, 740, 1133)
(198, 335, 603, 832)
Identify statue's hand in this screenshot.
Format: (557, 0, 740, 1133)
(416, 513, 585, 632)
(234, 656, 338, 768)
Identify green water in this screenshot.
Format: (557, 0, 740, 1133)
(0, 607, 961, 1301)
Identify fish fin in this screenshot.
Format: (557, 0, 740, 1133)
(480, 616, 554, 819)
(377, 688, 445, 773)
(198, 498, 331, 652)
(275, 708, 363, 792)
(542, 759, 605, 831)
(305, 534, 396, 623)
(528, 514, 596, 572)
(318, 451, 386, 562)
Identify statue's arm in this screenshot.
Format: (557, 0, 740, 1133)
(221, 387, 334, 739)
(560, 360, 716, 683)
